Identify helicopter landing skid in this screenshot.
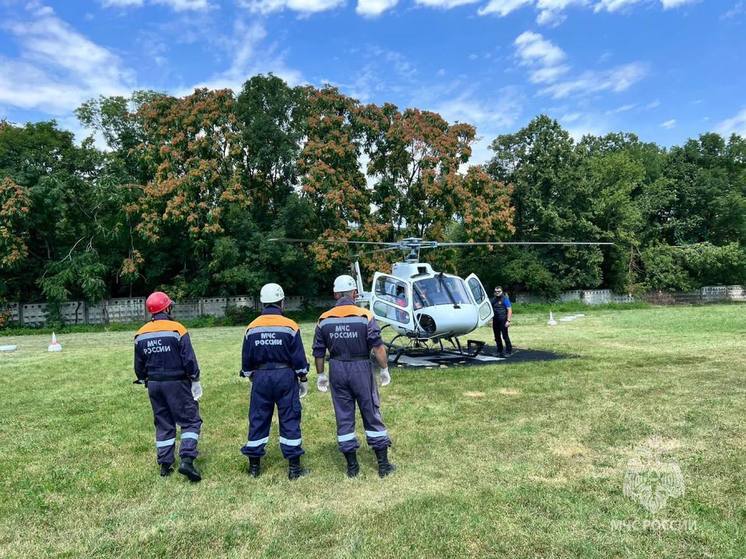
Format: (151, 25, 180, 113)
(386, 333, 486, 365)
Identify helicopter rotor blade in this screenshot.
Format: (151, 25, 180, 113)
(432, 241, 614, 247)
(268, 237, 397, 247)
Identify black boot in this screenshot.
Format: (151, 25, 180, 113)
(160, 463, 173, 477)
(288, 456, 308, 480)
(374, 448, 396, 478)
(248, 457, 261, 478)
(344, 451, 360, 478)
(178, 457, 201, 482)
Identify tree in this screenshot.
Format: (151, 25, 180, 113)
(234, 75, 308, 227)
(0, 176, 31, 273)
(0, 121, 109, 305)
(134, 88, 241, 296)
(487, 115, 604, 294)
(299, 86, 372, 271)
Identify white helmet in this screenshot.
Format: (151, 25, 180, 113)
(333, 274, 357, 293)
(260, 283, 284, 304)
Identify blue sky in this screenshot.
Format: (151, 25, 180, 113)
(1, 0, 745, 162)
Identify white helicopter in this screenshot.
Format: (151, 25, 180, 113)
(272, 237, 612, 359)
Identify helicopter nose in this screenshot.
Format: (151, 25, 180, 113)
(416, 305, 480, 337)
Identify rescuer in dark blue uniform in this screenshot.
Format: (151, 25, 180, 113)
(490, 286, 513, 357)
(313, 275, 395, 478)
(134, 291, 203, 481)
(240, 283, 310, 480)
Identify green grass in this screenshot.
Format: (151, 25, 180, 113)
(0, 305, 744, 558)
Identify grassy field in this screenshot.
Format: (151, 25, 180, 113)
(0, 305, 744, 558)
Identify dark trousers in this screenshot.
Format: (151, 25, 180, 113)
(148, 380, 202, 465)
(493, 318, 512, 354)
(329, 360, 391, 453)
(241, 368, 304, 460)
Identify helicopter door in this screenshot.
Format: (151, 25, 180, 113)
(465, 274, 494, 327)
(370, 273, 415, 331)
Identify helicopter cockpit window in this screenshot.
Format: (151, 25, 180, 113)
(413, 277, 470, 308)
(467, 277, 486, 304)
(373, 301, 410, 325)
(374, 276, 408, 307)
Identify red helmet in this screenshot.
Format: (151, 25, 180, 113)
(146, 291, 173, 314)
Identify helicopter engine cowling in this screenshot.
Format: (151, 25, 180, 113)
(413, 305, 480, 339)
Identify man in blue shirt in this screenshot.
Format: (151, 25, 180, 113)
(490, 286, 513, 358)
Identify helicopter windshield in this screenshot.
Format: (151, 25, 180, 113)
(413, 276, 470, 308)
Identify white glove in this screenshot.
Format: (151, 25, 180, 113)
(317, 374, 329, 393)
(191, 381, 203, 401)
(379, 367, 391, 387)
(299, 380, 308, 398)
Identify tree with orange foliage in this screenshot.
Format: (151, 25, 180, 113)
(0, 176, 30, 271)
(298, 86, 377, 271)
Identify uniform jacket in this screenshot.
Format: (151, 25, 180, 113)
(134, 312, 200, 382)
(241, 306, 309, 377)
(312, 297, 384, 360)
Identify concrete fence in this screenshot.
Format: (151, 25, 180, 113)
(3, 296, 336, 327)
(515, 286, 745, 306)
(2, 286, 744, 327)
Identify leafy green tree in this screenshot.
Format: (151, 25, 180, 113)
(234, 75, 308, 227)
(487, 115, 604, 294)
(0, 121, 109, 307)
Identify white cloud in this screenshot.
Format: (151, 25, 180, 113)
(595, 0, 698, 11)
(434, 89, 523, 164)
(478, 0, 532, 16)
(102, 0, 145, 6)
(434, 89, 522, 129)
(356, 0, 398, 16)
(645, 99, 661, 109)
(722, 1, 745, 19)
(540, 62, 647, 99)
(514, 31, 566, 66)
(185, 19, 303, 93)
(560, 111, 582, 123)
(415, 0, 480, 8)
(594, 0, 644, 12)
(535, 0, 587, 24)
(513, 31, 569, 84)
(238, 0, 344, 14)
(328, 46, 418, 102)
(478, 0, 699, 24)
(565, 118, 608, 140)
(605, 103, 636, 114)
(660, 0, 697, 8)
(102, 0, 211, 10)
(715, 107, 746, 136)
(529, 64, 570, 83)
(0, 4, 135, 114)
(660, 118, 676, 128)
